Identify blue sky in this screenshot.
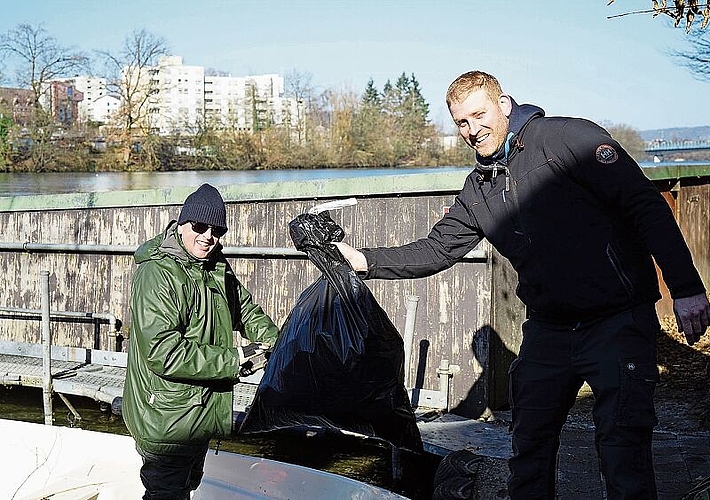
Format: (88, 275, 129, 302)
(2, 1, 708, 132)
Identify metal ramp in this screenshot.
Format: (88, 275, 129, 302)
(0, 352, 126, 405)
(0, 340, 261, 419)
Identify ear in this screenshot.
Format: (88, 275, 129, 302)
(498, 94, 512, 117)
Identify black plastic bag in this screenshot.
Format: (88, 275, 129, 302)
(239, 211, 422, 452)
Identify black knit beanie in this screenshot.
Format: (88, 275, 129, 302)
(177, 183, 227, 230)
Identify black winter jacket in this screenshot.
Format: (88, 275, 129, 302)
(362, 100, 705, 323)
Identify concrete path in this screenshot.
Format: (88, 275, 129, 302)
(426, 411, 710, 499)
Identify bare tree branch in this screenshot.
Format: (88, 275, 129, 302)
(96, 29, 168, 164)
(607, 1, 710, 32)
(671, 25, 710, 80)
(0, 23, 89, 106)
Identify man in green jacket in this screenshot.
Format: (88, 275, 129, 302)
(123, 183, 279, 500)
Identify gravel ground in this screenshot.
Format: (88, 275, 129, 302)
(568, 315, 710, 432)
(477, 317, 710, 499)
(654, 315, 710, 432)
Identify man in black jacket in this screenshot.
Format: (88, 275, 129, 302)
(334, 70, 710, 499)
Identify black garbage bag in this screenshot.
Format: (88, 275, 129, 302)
(239, 211, 422, 452)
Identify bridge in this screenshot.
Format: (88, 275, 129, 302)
(645, 139, 710, 154)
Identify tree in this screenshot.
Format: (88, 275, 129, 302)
(351, 79, 392, 166)
(608, 3, 710, 83)
(0, 24, 89, 170)
(284, 70, 316, 144)
(361, 79, 381, 108)
(397, 73, 430, 141)
(606, 123, 646, 161)
(382, 73, 433, 164)
(97, 29, 168, 165)
(607, 1, 710, 32)
(672, 25, 710, 81)
(351, 74, 436, 167)
(0, 113, 12, 169)
(0, 24, 89, 107)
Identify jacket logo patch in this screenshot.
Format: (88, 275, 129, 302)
(596, 144, 618, 164)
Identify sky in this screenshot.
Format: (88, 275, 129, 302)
(2, 0, 709, 133)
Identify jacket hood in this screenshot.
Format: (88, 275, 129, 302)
(476, 97, 545, 168)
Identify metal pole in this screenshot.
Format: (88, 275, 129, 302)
(0, 241, 487, 260)
(403, 295, 419, 390)
(438, 359, 451, 412)
(41, 270, 53, 425)
(0, 307, 120, 351)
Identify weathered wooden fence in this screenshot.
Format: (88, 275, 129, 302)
(0, 165, 708, 418)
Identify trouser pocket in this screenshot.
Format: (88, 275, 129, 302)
(616, 358, 658, 428)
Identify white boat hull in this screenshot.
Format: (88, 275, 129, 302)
(0, 418, 406, 499)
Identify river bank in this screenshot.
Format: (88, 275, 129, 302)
(1, 162, 707, 198)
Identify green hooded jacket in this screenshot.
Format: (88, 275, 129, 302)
(122, 221, 279, 455)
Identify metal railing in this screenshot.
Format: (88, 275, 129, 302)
(0, 306, 120, 351)
(0, 242, 487, 260)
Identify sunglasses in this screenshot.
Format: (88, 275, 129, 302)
(190, 222, 227, 238)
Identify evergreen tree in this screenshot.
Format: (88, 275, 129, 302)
(408, 74, 430, 125)
(361, 79, 382, 108)
(352, 79, 393, 165)
(381, 80, 397, 115)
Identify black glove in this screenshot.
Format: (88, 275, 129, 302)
(237, 342, 270, 377)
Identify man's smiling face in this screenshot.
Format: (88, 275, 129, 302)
(449, 89, 511, 158)
(178, 221, 222, 259)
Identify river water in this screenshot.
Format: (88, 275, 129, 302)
(0, 166, 471, 197)
(0, 161, 694, 197)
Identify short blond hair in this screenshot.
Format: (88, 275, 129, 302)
(446, 71, 503, 107)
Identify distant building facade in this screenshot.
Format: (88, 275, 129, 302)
(0, 88, 34, 126)
(48, 81, 84, 126)
(69, 76, 119, 124)
(34, 81, 85, 126)
(204, 72, 299, 132)
(88, 94, 121, 124)
(127, 55, 302, 135)
(141, 55, 205, 135)
(26, 55, 301, 136)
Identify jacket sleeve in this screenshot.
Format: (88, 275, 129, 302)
(361, 175, 484, 280)
(130, 261, 240, 382)
(554, 119, 705, 299)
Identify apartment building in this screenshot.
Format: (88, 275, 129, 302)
(69, 76, 119, 124)
(46, 81, 84, 126)
(140, 55, 301, 135)
(0, 88, 34, 126)
(30, 55, 301, 135)
(204, 72, 297, 131)
(142, 55, 205, 135)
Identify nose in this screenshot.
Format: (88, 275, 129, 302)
(462, 124, 478, 143)
(468, 123, 482, 141)
(457, 121, 470, 138)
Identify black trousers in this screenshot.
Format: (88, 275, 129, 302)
(137, 442, 209, 500)
(507, 304, 660, 500)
